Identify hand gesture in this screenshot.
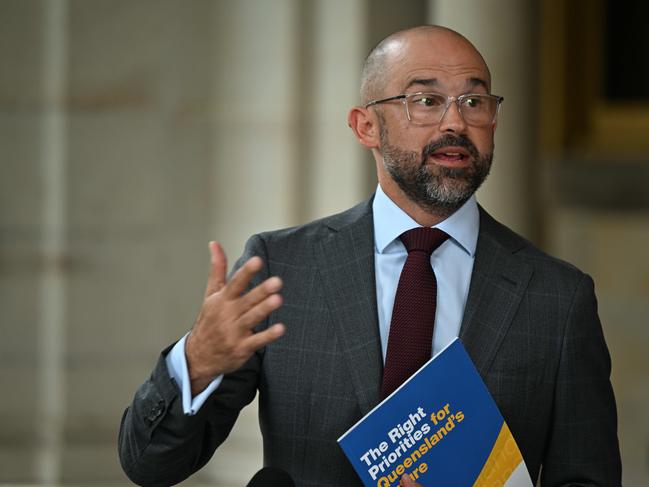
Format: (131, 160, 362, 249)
(185, 242, 285, 395)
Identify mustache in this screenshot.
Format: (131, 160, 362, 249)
(422, 134, 479, 161)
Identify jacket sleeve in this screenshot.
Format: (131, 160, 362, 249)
(117, 234, 269, 486)
(540, 274, 622, 486)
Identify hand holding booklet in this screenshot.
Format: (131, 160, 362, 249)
(337, 339, 533, 487)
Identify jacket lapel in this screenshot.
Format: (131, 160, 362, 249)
(459, 208, 533, 378)
(315, 201, 382, 416)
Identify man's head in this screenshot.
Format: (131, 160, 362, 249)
(349, 26, 500, 223)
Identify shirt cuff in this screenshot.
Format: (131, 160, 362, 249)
(165, 333, 223, 415)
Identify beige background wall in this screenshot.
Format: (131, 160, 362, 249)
(1, 0, 647, 485)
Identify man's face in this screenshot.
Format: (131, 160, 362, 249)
(373, 31, 496, 215)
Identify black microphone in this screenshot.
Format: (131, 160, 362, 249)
(246, 467, 295, 487)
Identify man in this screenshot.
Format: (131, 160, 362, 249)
(119, 26, 621, 486)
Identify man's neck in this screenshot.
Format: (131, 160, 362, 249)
(378, 177, 453, 228)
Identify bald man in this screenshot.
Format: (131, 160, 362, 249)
(119, 26, 621, 486)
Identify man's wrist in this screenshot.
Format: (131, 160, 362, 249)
(185, 335, 220, 396)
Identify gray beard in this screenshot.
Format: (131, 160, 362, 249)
(380, 125, 493, 217)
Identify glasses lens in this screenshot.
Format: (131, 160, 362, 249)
(406, 93, 447, 123)
(458, 95, 498, 126)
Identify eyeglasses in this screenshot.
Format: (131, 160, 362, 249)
(365, 92, 504, 127)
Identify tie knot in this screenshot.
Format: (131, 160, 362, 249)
(400, 227, 449, 255)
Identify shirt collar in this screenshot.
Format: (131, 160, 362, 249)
(372, 184, 479, 257)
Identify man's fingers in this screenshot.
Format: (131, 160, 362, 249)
(241, 323, 286, 355)
(400, 474, 421, 487)
(237, 292, 283, 329)
(237, 276, 283, 311)
(205, 241, 228, 297)
(222, 255, 264, 298)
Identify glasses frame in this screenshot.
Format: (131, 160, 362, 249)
(365, 92, 504, 127)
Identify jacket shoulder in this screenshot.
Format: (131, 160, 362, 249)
(254, 198, 373, 249)
(478, 207, 587, 282)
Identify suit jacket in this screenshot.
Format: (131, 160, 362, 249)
(119, 198, 621, 486)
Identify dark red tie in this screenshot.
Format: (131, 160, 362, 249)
(381, 227, 449, 399)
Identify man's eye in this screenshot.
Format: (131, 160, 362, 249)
(463, 97, 482, 108)
(412, 96, 443, 107)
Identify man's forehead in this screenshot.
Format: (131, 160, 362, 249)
(383, 33, 490, 91)
(360, 25, 491, 103)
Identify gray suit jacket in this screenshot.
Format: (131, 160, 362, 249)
(119, 198, 621, 486)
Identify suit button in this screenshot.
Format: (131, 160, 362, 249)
(145, 400, 165, 424)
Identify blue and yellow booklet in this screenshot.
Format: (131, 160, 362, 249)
(337, 339, 533, 487)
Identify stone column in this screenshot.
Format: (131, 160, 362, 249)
(210, 0, 301, 258)
(428, 0, 537, 238)
(303, 0, 368, 220)
(36, 0, 69, 483)
(0, 0, 61, 482)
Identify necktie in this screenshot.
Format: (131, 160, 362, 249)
(381, 227, 449, 399)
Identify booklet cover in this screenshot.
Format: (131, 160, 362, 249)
(337, 339, 533, 487)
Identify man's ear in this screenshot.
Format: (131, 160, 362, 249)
(348, 106, 380, 149)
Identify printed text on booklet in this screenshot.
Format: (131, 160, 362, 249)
(361, 403, 465, 485)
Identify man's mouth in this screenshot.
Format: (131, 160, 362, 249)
(429, 146, 471, 164)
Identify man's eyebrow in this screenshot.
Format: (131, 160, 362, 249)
(403, 76, 490, 92)
(404, 78, 437, 91)
(467, 77, 489, 91)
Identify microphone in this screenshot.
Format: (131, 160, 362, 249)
(246, 467, 295, 487)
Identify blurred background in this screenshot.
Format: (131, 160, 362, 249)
(1, 0, 648, 485)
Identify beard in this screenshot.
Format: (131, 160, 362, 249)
(379, 121, 493, 217)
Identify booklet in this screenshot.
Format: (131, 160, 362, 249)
(337, 339, 533, 487)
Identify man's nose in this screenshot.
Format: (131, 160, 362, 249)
(438, 100, 467, 133)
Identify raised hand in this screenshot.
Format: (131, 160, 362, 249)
(185, 241, 286, 395)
